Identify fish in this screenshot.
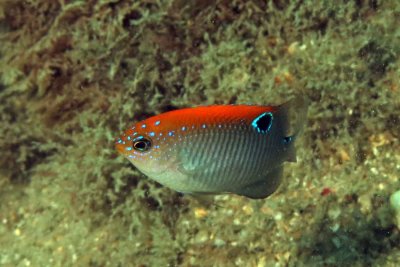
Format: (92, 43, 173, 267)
(115, 96, 307, 199)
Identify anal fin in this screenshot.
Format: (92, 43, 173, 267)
(232, 167, 283, 199)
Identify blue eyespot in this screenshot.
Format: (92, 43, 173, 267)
(252, 112, 273, 134)
(182, 126, 186, 131)
(168, 131, 175, 136)
(141, 124, 146, 128)
(149, 132, 155, 137)
(155, 121, 160, 126)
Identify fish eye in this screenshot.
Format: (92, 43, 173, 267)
(132, 136, 152, 152)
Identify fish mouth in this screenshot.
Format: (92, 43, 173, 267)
(115, 141, 127, 155)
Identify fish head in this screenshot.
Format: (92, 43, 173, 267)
(115, 116, 178, 179)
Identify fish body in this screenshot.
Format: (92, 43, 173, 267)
(115, 97, 307, 199)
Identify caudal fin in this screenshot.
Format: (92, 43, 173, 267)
(278, 95, 309, 137)
(277, 95, 309, 162)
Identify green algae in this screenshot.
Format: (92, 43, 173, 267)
(0, 0, 399, 266)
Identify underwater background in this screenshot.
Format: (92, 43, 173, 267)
(0, 0, 399, 266)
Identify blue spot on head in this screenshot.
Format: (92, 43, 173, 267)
(182, 126, 186, 131)
(149, 132, 155, 137)
(168, 131, 175, 136)
(202, 124, 206, 129)
(117, 139, 122, 144)
(133, 132, 138, 136)
(141, 124, 146, 128)
(252, 112, 273, 134)
(127, 136, 131, 141)
(126, 147, 132, 151)
(155, 121, 160, 126)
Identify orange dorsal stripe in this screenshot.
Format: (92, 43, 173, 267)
(140, 105, 277, 132)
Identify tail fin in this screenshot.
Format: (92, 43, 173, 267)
(277, 95, 309, 162)
(278, 95, 309, 137)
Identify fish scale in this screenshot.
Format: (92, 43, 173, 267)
(116, 97, 307, 199)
